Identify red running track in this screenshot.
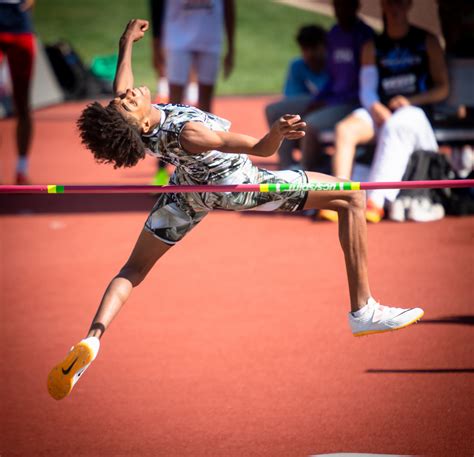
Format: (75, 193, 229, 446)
(1, 97, 473, 457)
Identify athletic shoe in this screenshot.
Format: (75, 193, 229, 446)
(152, 167, 170, 186)
(407, 197, 445, 222)
(389, 196, 411, 222)
(15, 172, 31, 185)
(365, 199, 384, 223)
(47, 337, 100, 400)
(318, 209, 338, 222)
(348, 297, 424, 336)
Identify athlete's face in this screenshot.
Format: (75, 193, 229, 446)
(112, 86, 153, 128)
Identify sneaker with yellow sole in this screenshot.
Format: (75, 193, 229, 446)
(365, 199, 384, 223)
(348, 297, 424, 336)
(47, 337, 100, 400)
(318, 209, 338, 222)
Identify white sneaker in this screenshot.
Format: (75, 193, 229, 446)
(389, 196, 411, 222)
(407, 197, 445, 222)
(348, 298, 424, 337)
(47, 337, 100, 400)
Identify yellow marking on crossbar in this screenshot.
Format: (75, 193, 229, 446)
(260, 184, 270, 193)
(47, 185, 57, 194)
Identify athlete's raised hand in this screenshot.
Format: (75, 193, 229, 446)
(274, 114, 306, 140)
(122, 19, 149, 43)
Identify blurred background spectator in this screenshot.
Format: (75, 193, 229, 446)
(328, 0, 449, 223)
(148, 0, 235, 185)
(150, 0, 235, 113)
(293, 0, 374, 173)
(265, 24, 328, 169)
(150, 0, 198, 105)
(0, 0, 36, 185)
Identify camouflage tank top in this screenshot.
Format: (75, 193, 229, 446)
(142, 104, 251, 184)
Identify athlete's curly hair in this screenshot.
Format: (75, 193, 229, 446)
(76, 101, 146, 168)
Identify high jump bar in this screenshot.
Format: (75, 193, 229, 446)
(0, 180, 473, 194)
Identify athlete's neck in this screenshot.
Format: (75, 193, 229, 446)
(148, 105, 162, 131)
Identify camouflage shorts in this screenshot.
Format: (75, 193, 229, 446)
(144, 165, 308, 245)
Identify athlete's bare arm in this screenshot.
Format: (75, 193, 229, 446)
(180, 115, 306, 157)
(114, 19, 149, 96)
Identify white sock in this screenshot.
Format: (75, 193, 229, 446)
(81, 336, 100, 359)
(157, 77, 169, 98)
(185, 81, 199, 104)
(16, 157, 28, 174)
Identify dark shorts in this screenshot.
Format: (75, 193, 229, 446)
(144, 165, 308, 245)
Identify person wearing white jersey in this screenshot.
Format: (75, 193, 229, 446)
(47, 19, 425, 401)
(153, 0, 235, 114)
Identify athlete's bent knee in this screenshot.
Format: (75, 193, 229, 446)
(348, 190, 366, 210)
(118, 265, 148, 287)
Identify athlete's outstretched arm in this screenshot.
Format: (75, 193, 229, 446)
(180, 115, 306, 157)
(114, 19, 149, 96)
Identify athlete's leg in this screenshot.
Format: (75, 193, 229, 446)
(303, 171, 371, 312)
(303, 171, 424, 334)
(48, 187, 209, 399)
(87, 229, 172, 339)
(48, 229, 171, 399)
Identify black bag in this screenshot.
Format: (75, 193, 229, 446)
(399, 150, 474, 215)
(45, 41, 105, 100)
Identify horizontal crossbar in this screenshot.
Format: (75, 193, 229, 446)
(0, 180, 473, 194)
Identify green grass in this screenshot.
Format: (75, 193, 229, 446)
(33, 0, 334, 95)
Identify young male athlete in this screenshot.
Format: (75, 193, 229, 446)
(47, 19, 424, 400)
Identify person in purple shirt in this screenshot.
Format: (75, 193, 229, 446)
(300, 0, 374, 173)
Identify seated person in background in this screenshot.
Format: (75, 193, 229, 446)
(265, 24, 328, 169)
(329, 0, 449, 223)
(299, 0, 374, 175)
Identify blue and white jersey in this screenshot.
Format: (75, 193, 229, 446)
(142, 103, 251, 184)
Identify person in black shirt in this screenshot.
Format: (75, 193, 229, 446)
(329, 0, 449, 223)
